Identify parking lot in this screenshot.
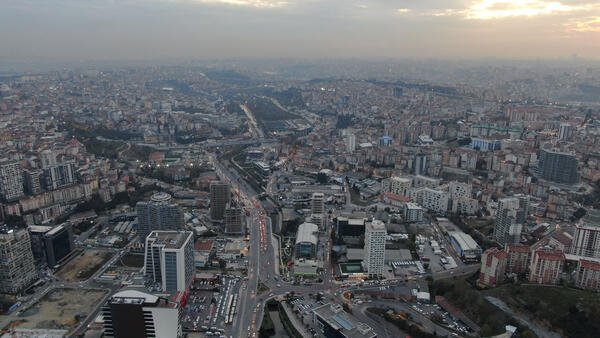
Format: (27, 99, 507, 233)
(183, 275, 242, 337)
(410, 302, 472, 335)
(286, 293, 329, 337)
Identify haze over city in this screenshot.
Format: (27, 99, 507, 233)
(1, 0, 600, 63)
(2, 1, 600, 338)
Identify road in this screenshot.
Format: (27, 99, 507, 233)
(212, 153, 480, 338)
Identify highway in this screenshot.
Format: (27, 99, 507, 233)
(212, 152, 479, 338)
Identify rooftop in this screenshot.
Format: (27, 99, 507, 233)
(147, 231, 192, 249)
(366, 219, 386, 232)
(535, 249, 565, 261)
(109, 289, 178, 309)
(448, 231, 481, 251)
(194, 239, 214, 252)
(150, 192, 173, 203)
(313, 303, 375, 338)
(296, 222, 319, 245)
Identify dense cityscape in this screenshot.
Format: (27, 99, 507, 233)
(2, 0, 600, 337)
(0, 59, 599, 338)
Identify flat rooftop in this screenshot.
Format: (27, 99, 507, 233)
(110, 289, 178, 309)
(147, 231, 192, 249)
(313, 303, 375, 338)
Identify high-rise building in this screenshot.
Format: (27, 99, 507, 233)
(310, 192, 325, 229)
(381, 176, 412, 197)
(574, 259, 600, 291)
(39, 149, 58, 168)
(311, 192, 325, 215)
(493, 196, 529, 246)
(558, 123, 573, 141)
(515, 194, 530, 224)
(505, 244, 530, 275)
(209, 181, 231, 220)
(571, 210, 600, 259)
(224, 204, 245, 235)
(415, 188, 449, 215)
(29, 223, 75, 267)
(144, 231, 194, 293)
(0, 227, 37, 294)
(335, 216, 365, 245)
(42, 160, 76, 191)
(102, 289, 183, 338)
(478, 247, 507, 287)
(24, 169, 43, 195)
(537, 147, 579, 184)
(136, 192, 184, 242)
(363, 219, 386, 277)
(448, 181, 472, 201)
(403, 203, 424, 223)
(528, 249, 564, 285)
(0, 160, 24, 202)
(346, 133, 356, 153)
(413, 154, 427, 176)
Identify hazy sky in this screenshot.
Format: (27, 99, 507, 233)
(1, 0, 599, 62)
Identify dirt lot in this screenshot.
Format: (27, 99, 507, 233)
(16, 288, 107, 332)
(55, 249, 113, 282)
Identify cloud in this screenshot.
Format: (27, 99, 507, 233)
(397, 8, 411, 14)
(465, 0, 581, 20)
(566, 16, 600, 32)
(195, 0, 288, 8)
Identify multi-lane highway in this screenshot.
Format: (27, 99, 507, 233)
(213, 152, 479, 338)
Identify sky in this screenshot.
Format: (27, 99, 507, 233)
(1, 0, 599, 62)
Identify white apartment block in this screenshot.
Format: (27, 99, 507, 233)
(452, 197, 479, 215)
(363, 220, 387, 277)
(381, 176, 412, 197)
(415, 188, 449, 215)
(404, 202, 424, 223)
(0, 161, 24, 202)
(448, 181, 472, 200)
(144, 231, 195, 293)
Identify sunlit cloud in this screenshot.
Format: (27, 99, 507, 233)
(465, 0, 580, 20)
(196, 0, 288, 8)
(396, 8, 411, 14)
(566, 16, 600, 32)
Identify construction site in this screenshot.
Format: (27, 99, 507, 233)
(9, 288, 107, 334)
(55, 249, 114, 282)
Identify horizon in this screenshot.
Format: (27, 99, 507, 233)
(2, 0, 600, 66)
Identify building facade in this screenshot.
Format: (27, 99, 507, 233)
(571, 210, 600, 259)
(479, 247, 507, 287)
(136, 192, 184, 241)
(505, 244, 530, 275)
(363, 219, 386, 277)
(575, 259, 600, 291)
(0, 160, 24, 202)
(537, 147, 579, 184)
(528, 249, 564, 285)
(144, 231, 195, 293)
(209, 181, 231, 221)
(102, 289, 182, 338)
(0, 227, 37, 294)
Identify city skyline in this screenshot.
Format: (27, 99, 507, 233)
(1, 0, 600, 63)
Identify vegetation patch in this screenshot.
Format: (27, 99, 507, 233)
(484, 283, 600, 338)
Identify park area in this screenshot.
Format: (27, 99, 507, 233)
(13, 288, 107, 332)
(55, 249, 113, 282)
